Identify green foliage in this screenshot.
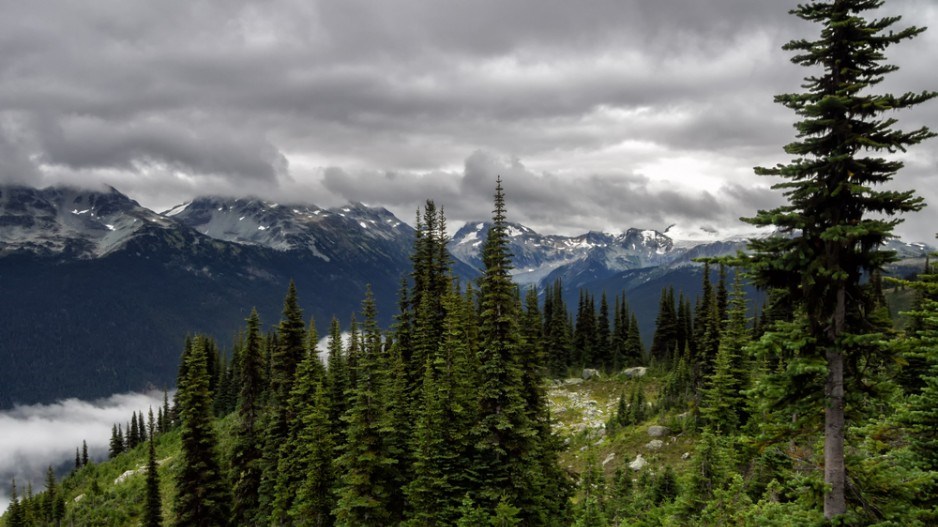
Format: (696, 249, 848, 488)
(173, 336, 230, 527)
(744, 0, 935, 516)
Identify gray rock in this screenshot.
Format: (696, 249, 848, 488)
(563, 378, 584, 386)
(602, 453, 616, 466)
(681, 452, 691, 461)
(645, 439, 664, 451)
(622, 366, 647, 378)
(629, 454, 647, 471)
(647, 425, 670, 438)
(582, 368, 601, 380)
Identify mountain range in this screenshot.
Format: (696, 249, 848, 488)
(1, 184, 932, 407)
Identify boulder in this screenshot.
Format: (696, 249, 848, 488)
(629, 454, 647, 471)
(622, 367, 647, 378)
(647, 425, 670, 438)
(602, 453, 616, 466)
(582, 368, 601, 380)
(645, 439, 664, 451)
(681, 452, 691, 461)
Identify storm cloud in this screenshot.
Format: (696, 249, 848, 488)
(0, 0, 935, 240)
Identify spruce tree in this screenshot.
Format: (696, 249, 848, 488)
(7, 479, 26, 527)
(109, 424, 123, 458)
(334, 289, 396, 526)
(743, 0, 935, 518)
(259, 282, 307, 519)
(231, 309, 265, 526)
(291, 380, 337, 526)
(471, 177, 568, 523)
(144, 411, 162, 527)
(173, 336, 230, 527)
(81, 440, 89, 466)
(272, 318, 325, 525)
(649, 287, 677, 364)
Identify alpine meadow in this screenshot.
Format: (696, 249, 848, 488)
(3, 0, 938, 526)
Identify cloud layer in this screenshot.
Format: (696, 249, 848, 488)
(0, 391, 166, 514)
(1, 0, 935, 240)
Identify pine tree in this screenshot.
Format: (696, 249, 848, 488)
(139, 409, 148, 443)
(144, 410, 163, 527)
(624, 313, 644, 366)
(258, 282, 308, 519)
(231, 309, 265, 526)
(544, 280, 573, 375)
(42, 465, 57, 524)
(743, 0, 935, 518)
(903, 260, 938, 471)
(129, 411, 140, 449)
(596, 292, 612, 371)
(109, 424, 123, 458)
(470, 177, 568, 523)
(7, 479, 27, 527)
(649, 287, 677, 364)
(81, 440, 89, 466)
(291, 379, 337, 526)
(272, 318, 326, 525)
(173, 336, 230, 527)
(334, 289, 396, 526)
(326, 316, 349, 442)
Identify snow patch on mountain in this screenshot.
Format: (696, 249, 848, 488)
(0, 185, 173, 258)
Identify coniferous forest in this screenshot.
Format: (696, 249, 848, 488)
(3, 1, 938, 525)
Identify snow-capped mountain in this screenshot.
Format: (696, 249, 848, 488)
(0, 185, 176, 258)
(0, 185, 422, 408)
(164, 197, 409, 260)
(451, 221, 679, 288)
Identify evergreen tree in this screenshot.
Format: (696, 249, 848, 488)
(81, 440, 89, 466)
(743, 0, 934, 518)
(334, 289, 397, 526)
(471, 177, 569, 523)
(624, 313, 644, 365)
(596, 292, 612, 371)
(291, 380, 337, 526)
(42, 465, 57, 524)
(272, 318, 326, 525)
(649, 287, 677, 364)
(144, 411, 163, 527)
(544, 280, 573, 375)
(173, 336, 230, 527)
(231, 309, 265, 526)
(109, 424, 123, 458)
(326, 316, 349, 441)
(129, 411, 140, 449)
(259, 282, 307, 519)
(903, 266, 938, 471)
(7, 479, 26, 527)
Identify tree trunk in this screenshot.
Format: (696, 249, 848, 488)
(824, 287, 847, 519)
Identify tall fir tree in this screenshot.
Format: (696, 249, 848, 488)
(649, 287, 677, 364)
(272, 318, 326, 525)
(743, 0, 934, 518)
(173, 336, 230, 527)
(291, 379, 337, 527)
(144, 410, 163, 527)
(231, 309, 265, 526)
(471, 177, 568, 524)
(334, 289, 397, 526)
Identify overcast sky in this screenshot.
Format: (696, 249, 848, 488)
(1, 0, 936, 240)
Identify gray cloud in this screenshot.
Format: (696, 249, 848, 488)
(0, 391, 166, 514)
(0, 0, 934, 239)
